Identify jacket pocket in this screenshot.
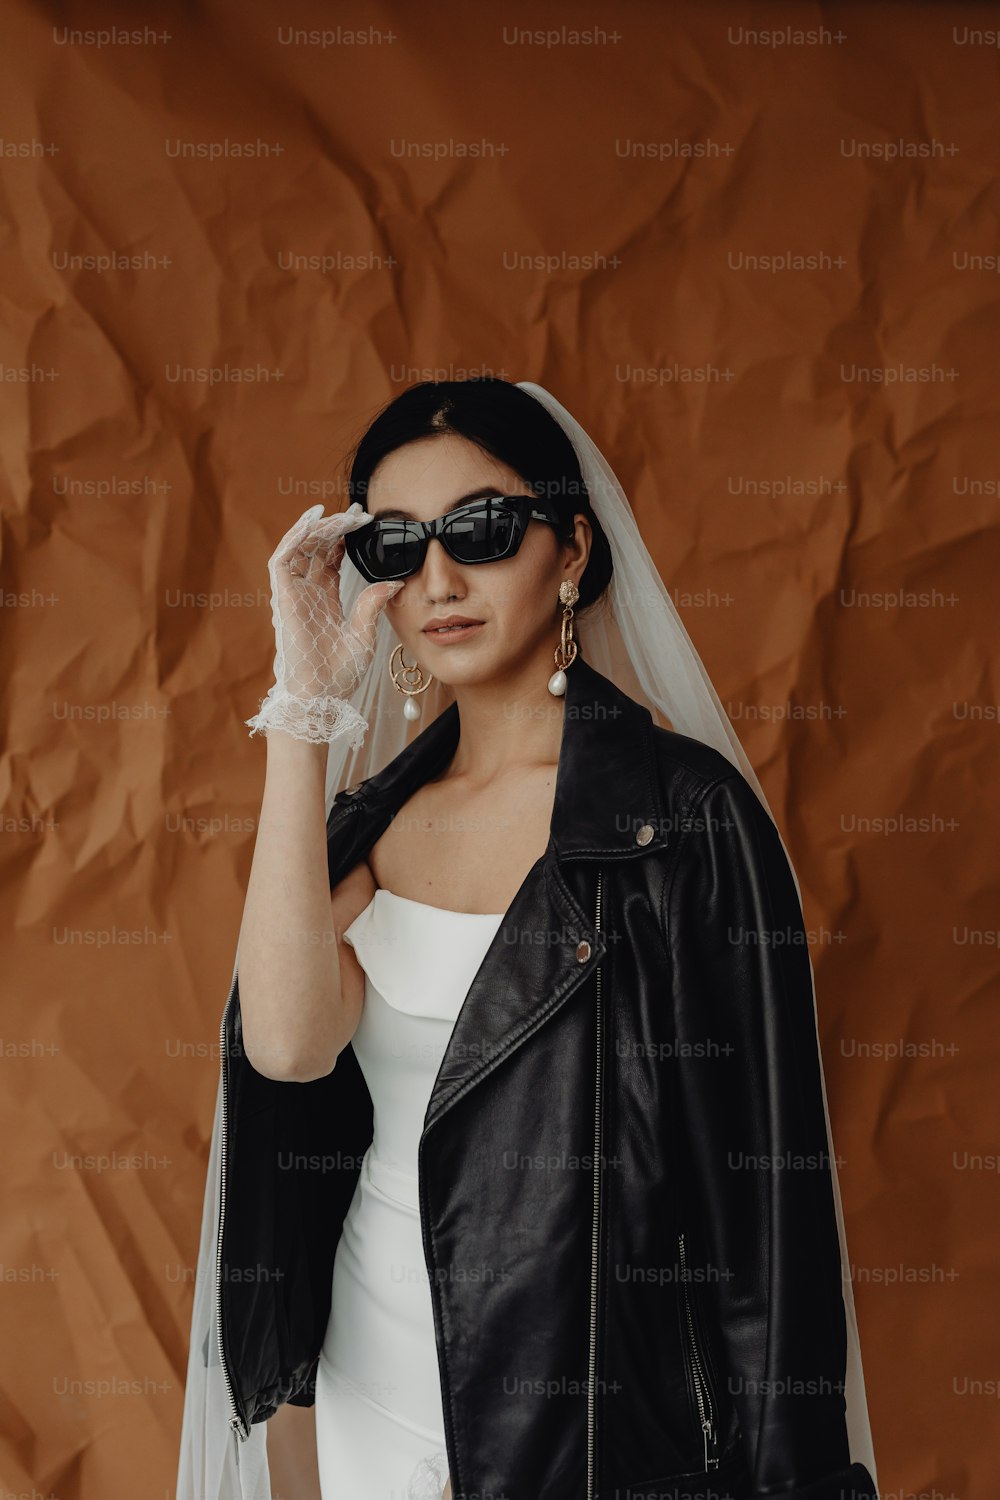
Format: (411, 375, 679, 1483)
(677, 1229, 721, 1471)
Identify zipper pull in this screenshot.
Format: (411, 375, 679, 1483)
(702, 1416, 719, 1470)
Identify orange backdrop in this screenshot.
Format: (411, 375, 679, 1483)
(2, 0, 996, 1495)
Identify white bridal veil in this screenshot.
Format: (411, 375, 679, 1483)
(175, 380, 879, 1498)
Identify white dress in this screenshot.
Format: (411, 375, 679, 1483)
(315, 888, 505, 1500)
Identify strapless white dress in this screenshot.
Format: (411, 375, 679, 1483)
(315, 888, 504, 1500)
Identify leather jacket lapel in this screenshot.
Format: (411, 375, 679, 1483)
(426, 853, 605, 1128)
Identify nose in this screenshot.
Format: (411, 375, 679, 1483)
(414, 535, 466, 602)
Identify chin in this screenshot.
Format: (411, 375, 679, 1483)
(413, 639, 502, 685)
(423, 659, 494, 689)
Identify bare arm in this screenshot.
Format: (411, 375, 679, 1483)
(236, 502, 398, 1081)
(236, 731, 367, 1082)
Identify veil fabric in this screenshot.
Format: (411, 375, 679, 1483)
(176, 380, 879, 1498)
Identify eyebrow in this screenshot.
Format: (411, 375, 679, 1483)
(369, 485, 513, 522)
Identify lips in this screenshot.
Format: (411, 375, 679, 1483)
(422, 617, 486, 642)
(423, 615, 483, 633)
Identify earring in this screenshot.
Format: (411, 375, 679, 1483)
(390, 642, 434, 720)
(547, 580, 580, 697)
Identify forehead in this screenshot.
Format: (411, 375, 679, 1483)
(367, 434, 526, 518)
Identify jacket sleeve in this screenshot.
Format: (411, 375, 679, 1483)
(664, 769, 878, 1500)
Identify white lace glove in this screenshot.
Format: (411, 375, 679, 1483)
(245, 501, 403, 746)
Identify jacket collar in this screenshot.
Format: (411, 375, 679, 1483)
(339, 651, 670, 862)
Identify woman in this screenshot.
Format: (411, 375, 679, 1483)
(176, 378, 880, 1500)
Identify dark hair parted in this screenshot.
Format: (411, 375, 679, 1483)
(345, 377, 613, 612)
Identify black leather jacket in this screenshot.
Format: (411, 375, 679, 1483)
(212, 655, 879, 1500)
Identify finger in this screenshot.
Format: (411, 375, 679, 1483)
(306, 507, 375, 543)
(348, 579, 405, 640)
(302, 523, 354, 588)
(299, 503, 376, 579)
(275, 503, 371, 568)
(272, 504, 326, 568)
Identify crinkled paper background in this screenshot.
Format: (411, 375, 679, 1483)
(1, 0, 996, 1495)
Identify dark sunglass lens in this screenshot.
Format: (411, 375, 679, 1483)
(443, 500, 520, 563)
(354, 521, 423, 578)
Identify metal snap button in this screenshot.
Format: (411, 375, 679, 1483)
(636, 823, 654, 845)
(576, 939, 591, 963)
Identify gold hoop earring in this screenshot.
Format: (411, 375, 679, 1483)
(547, 580, 580, 697)
(390, 642, 434, 721)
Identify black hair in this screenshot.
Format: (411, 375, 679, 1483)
(345, 377, 613, 612)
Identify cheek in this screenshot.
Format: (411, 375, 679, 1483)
(384, 587, 419, 633)
(482, 564, 560, 645)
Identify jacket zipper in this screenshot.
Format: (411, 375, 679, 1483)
(677, 1230, 719, 1470)
(586, 869, 604, 1500)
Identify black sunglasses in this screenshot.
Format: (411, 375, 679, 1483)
(343, 493, 567, 583)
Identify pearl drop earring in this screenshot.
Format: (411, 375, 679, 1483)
(547, 580, 580, 696)
(389, 642, 434, 720)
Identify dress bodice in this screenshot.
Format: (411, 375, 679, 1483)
(343, 889, 505, 1194)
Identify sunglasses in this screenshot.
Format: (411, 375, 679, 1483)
(343, 493, 567, 583)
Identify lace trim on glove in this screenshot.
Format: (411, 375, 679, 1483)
(245, 689, 368, 748)
(406, 1446, 450, 1500)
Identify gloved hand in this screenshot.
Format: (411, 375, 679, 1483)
(245, 501, 403, 746)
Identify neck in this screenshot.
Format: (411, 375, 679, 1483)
(439, 638, 578, 788)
